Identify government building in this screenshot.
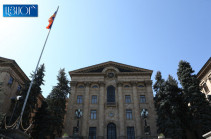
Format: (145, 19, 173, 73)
(64, 61, 157, 139)
(197, 57, 211, 101)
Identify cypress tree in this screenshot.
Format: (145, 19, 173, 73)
(177, 60, 211, 138)
(47, 68, 70, 137)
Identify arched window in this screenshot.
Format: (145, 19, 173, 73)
(138, 85, 144, 88)
(107, 123, 116, 139)
(124, 85, 130, 88)
(78, 85, 84, 88)
(92, 85, 98, 88)
(107, 86, 115, 103)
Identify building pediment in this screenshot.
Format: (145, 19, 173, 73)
(69, 61, 152, 76)
(0, 57, 29, 82)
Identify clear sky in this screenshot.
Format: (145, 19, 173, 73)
(0, 0, 210, 97)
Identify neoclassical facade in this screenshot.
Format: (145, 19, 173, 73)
(0, 57, 29, 114)
(65, 61, 157, 139)
(197, 57, 211, 100)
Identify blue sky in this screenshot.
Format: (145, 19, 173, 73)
(0, 0, 210, 97)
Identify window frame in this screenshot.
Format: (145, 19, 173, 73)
(140, 95, 146, 103)
(127, 127, 135, 139)
(91, 95, 97, 104)
(90, 110, 97, 120)
(89, 127, 97, 139)
(125, 95, 131, 103)
(126, 109, 133, 120)
(77, 95, 83, 104)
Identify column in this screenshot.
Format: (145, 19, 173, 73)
(98, 82, 105, 139)
(145, 80, 156, 136)
(132, 82, 142, 138)
(82, 82, 90, 137)
(118, 82, 125, 139)
(64, 81, 77, 135)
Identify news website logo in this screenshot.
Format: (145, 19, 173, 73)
(3, 5, 38, 17)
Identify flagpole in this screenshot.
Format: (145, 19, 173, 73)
(16, 6, 59, 129)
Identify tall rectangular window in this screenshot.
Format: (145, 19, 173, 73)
(126, 109, 132, 120)
(91, 95, 97, 104)
(89, 127, 96, 139)
(203, 83, 210, 94)
(127, 127, 135, 139)
(77, 95, 83, 104)
(8, 76, 14, 85)
(91, 110, 97, 120)
(140, 95, 146, 103)
(125, 95, 131, 103)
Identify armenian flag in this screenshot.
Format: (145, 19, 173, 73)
(46, 11, 57, 29)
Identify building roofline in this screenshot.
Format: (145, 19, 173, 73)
(0, 57, 30, 82)
(69, 61, 153, 76)
(197, 57, 211, 80)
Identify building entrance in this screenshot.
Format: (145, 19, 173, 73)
(107, 123, 116, 139)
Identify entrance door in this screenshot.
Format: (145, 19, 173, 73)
(107, 123, 116, 139)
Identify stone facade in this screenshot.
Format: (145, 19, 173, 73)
(197, 57, 211, 100)
(65, 61, 157, 139)
(0, 57, 29, 114)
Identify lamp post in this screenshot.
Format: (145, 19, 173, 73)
(75, 109, 83, 136)
(9, 96, 23, 125)
(141, 109, 150, 135)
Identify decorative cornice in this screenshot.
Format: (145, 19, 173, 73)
(84, 82, 91, 87)
(70, 81, 77, 87)
(0, 57, 29, 83)
(69, 61, 153, 76)
(98, 81, 105, 87)
(145, 80, 153, 85)
(117, 82, 123, 87)
(197, 57, 211, 80)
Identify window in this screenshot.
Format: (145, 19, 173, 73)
(138, 85, 144, 88)
(8, 76, 14, 85)
(127, 127, 135, 139)
(92, 85, 98, 88)
(91, 95, 97, 104)
(17, 85, 21, 91)
(73, 127, 78, 134)
(89, 127, 96, 139)
(91, 110, 96, 120)
(125, 95, 131, 103)
(107, 86, 115, 103)
(78, 85, 84, 88)
(140, 95, 146, 103)
(126, 110, 132, 120)
(77, 95, 83, 104)
(203, 83, 210, 93)
(124, 85, 130, 88)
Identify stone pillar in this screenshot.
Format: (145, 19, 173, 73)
(117, 82, 125, 139)
(65, 81, 77, 135)
(132, 82, 141, 138)
(98, 82, 105, 139)
(82, 82, 90, 137)
(145, 80, 157, 136)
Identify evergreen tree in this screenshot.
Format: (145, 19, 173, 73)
(164, 75, 186, 139)
(10, 64, 45, 129)
(154, 72, 186, 139)
(153, 71, 167, 136)
(47, 69, 70, 137)
(31, 101, 53, 139)
(177, 60, 211, 138)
